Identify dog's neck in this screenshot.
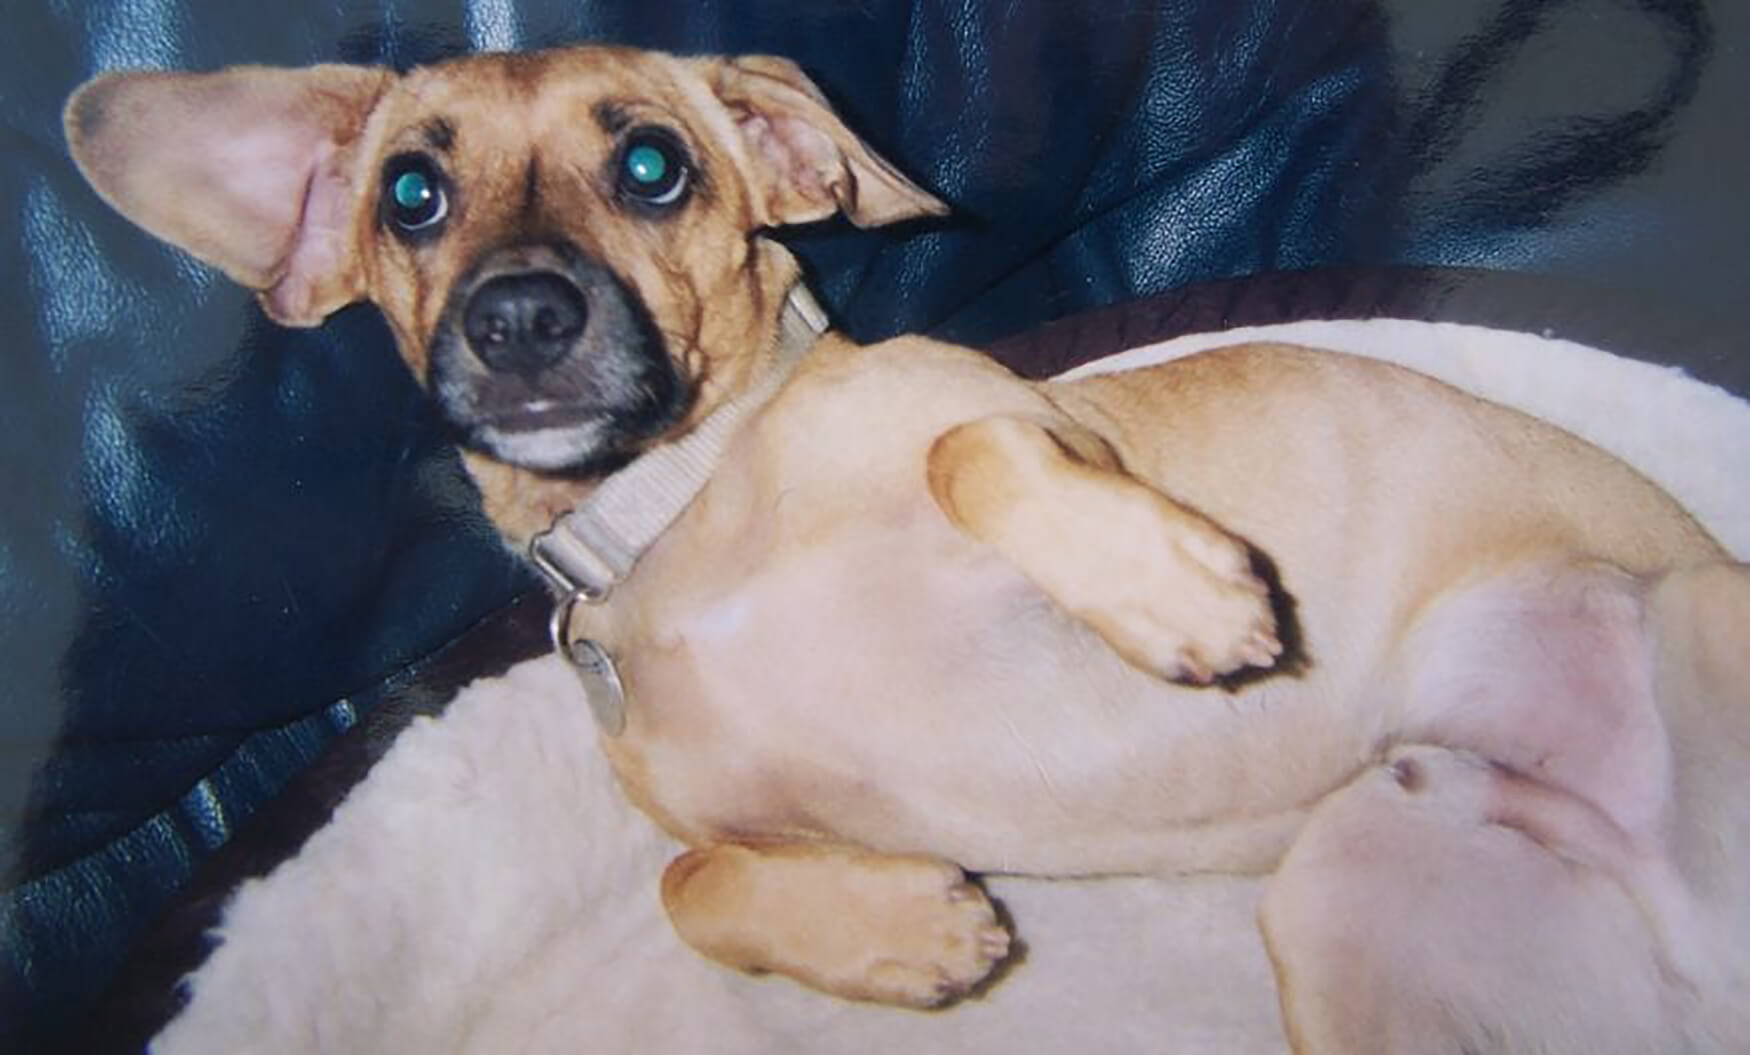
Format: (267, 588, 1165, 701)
(528, 281, 830, 605)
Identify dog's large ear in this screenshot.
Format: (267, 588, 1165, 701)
(65, 64, 391, 326)
(704, 55, 948, 229)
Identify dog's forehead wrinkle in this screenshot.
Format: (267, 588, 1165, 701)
(521, 153, 541, 214)
(594, 100, 634, 134)
(420, 116, 456, 152)
(391, 75, 459, 127)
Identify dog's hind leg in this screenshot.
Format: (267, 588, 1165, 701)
(1256, 562, 1750, 1054)
(1257, 744, 1688, 1055)
(925, 413, 1280, 683)
(659, 842, 1010, 1007)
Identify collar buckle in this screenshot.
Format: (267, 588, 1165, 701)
(529, 523, 615, 603)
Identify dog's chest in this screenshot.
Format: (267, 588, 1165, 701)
(600, 467, 1047, 830)
(576, 445, 1323, 870)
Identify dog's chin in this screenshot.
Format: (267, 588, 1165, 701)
(467, 419, 619, 475)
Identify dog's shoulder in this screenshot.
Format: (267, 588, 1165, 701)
(775, 333, 1051, 429)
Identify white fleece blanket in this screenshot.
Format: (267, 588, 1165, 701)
(155, 319, 1750, 1055)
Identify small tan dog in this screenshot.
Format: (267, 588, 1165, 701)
(68, 45, 1750, 1053)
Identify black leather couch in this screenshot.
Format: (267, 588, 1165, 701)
(5, 1, 1747, 1049)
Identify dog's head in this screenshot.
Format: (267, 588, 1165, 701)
(65, 47, 944, 486)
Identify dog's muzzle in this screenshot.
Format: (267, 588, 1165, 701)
(428, 243, 686, 475)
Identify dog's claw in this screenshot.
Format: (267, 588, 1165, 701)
(1171, 623, 1281, 682)
(1238, 630, 1283, 669)
(1175, 653, 1215, 684)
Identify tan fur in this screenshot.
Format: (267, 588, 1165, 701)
(68, 45, 1750, 1050)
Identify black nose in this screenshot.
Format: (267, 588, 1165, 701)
(463, 271, 588, 374)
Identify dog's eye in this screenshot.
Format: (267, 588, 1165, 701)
(616, 129, 690, 208)
(382, 154, 449, 234)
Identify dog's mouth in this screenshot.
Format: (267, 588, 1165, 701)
(460, 387, 685, 477)
(427, 243, 691, 475)
(447, 372, 690, 476)
(477, 400, 602, 435)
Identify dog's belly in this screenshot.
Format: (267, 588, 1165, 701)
(582, 337, 1726, 879)
(601, 484, 1369, 876)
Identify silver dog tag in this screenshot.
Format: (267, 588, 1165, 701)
(565, 636, 628, 737)
(548, 593, 628, 736)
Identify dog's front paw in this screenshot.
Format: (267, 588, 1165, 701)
(1077, 505, 1282, 684)
(850, 863, 1011, 1008)
(927, 413, 1281, 684)
(662, 844, 1011, 1009)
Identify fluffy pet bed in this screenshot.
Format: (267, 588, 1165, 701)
(148, 295, 1750, 1054)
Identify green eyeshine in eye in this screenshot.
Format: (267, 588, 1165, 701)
(625, 144, 668, 186)
(393, 170, 433, 210)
